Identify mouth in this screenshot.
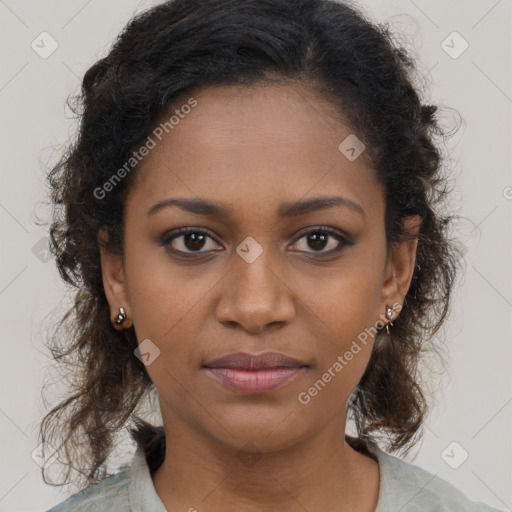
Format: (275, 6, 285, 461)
(203, 351, 308, 394)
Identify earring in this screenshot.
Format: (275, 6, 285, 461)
(113, 307, 132, 329)
(114, 307, 126, 325)
(385, 305, 394, 335)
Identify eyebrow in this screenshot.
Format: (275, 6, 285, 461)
(147, 195, 365, 219)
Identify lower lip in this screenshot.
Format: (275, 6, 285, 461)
(205, 367, 306, 393)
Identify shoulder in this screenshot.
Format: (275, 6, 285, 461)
(372, 444, 504, 512)
(46, 465, 131, 512)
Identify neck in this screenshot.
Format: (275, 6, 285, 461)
(151, 414, 380, 512)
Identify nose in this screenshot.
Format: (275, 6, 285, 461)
(215, 247, 296, 334)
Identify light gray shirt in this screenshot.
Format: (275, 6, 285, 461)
(46, 441, 503, 511)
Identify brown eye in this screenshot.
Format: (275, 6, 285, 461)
(289, 227, 350, 256)
(163, 228, 221, 254)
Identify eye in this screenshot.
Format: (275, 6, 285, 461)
(162, 226, 351, 258)
(289, 227, 349, 256)
(162, 227, 222, 254)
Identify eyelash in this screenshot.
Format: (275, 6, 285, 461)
(162, 226, 352, 259)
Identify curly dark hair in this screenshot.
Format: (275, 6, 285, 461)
(39, 0, 463, 490)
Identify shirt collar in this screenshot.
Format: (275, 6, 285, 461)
(128, 444, 167, 512)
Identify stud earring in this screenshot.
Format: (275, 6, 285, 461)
(385, 305, 394, 335)
(114, 307, 126, 325)
(113, 307, 132, 329)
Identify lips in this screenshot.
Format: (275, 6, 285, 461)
(204, 351, 307, 370)
(203, 351, 308, 394)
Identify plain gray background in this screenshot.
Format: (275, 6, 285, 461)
(0, 0, 510, 510)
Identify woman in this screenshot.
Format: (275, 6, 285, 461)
(41, 0, 501, 510)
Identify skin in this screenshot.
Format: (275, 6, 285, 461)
(99, 81, 420, 512)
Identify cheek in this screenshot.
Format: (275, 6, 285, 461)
(123, 245, 224, 391)
(298, 258, 383, 338)
(297, 290, 378, 416)
(296, 259, 382, 387)
(123, 238, 213, 337)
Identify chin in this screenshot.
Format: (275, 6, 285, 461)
(202, 407, 311, 452)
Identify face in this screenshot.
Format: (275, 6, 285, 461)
(100, 82, 419, 453)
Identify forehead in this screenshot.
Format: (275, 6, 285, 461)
(126, 82, 383, 223)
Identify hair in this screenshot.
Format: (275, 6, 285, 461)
(39, 0, 463, 490)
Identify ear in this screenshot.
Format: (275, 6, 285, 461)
(379, 215, 422, 321)
(98, 228, 132, 329)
